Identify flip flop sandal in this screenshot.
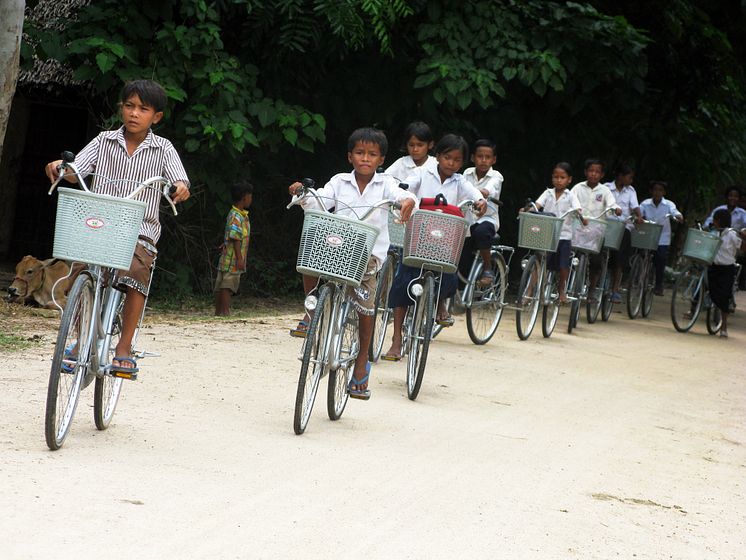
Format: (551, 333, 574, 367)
(110, 356, 139, 380)
(289, 319, 310, 338)
(348, 364, 372, 400)
(478, 270, 495, 287)
(61, 343, 78, 374)
(381, 352, 402, 362)
(436, 316, 455, 327)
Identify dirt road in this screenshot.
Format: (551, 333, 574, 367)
(1, 295, 744, 559)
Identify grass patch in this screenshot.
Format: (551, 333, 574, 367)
(0, 330, 41, 352)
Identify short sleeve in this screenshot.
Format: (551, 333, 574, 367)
(162, 142, 190, 187)
(73, 134, 101, 177)
(536, 189, 551, 209)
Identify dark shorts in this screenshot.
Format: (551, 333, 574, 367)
(388, 264, 457, 308)
(708, 264, 737, 312)
(609, 229, 632, 270)
(458, 222, 496, 278)
(547, 239, 571, 272)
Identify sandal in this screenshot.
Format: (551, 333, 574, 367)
(478, 270, 495, 287)
(436, 315, 455, 327)
(61, 343, 77, 374)
(289, 319, 309, 338)
(381, 351, 402, 362)
(348, 363, 372, 400)
(110, 356, 139, 380)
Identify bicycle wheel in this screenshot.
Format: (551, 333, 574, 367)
(431, 297, 449, 339)
(601, 263, 613, 322)
(45, 274, 94, 450)
(670, 264, 704, 333)
(466, 253, 507, 345)
(407, 275, 434, 400)
(568, 254, 586, 334)
(328, 303, 357, 420)
(641, 258, 655, 318)
(294, 284, 333, 435)
(93, 288, 126, 430)
(542, 271, 560, 338)
(587, 253, 607, 324)
(516, 255, 541, 340)
(369, 256, 394, 362)
(706, 300, 722, 335)
(626, 254, 644, 319)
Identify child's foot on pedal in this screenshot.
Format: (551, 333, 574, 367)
(382, 342, 402, 361)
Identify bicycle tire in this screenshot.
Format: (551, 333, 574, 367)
(670, 264, 704, 333)
(45, 274, 94, 450)
(93, 289, 126, 430)
(516, 255, 541, 340)
(626, 254, 644, 319)
(568, 254, 586, 334)
(293, 284, 333, 435)
(328, 303, 357, 420)
(466, 253, 507, 345)
(601, 263, 613, 322)
(407, 275, 434, 400)
(587, 252, 607, 324)
(706, 301, 722, 335)
(641, 258, 655, 318)
(542, 271, 560, 338)
(369, 256, 394, 362)
(431, 297, 449, 339)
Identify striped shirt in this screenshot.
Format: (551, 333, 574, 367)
(74, 127, 190, 243)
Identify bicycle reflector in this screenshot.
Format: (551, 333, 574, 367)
(304, 294, 318, 312)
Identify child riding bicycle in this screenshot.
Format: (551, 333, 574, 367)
(287, 127, 416, 399)
(44, 79, 190, 376)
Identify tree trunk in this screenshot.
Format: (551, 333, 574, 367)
(0, 0, 25, 165)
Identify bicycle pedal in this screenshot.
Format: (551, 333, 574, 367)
(111, 370, 138, 381)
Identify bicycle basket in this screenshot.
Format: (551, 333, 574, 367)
(517, 212, 563, 252)
(53, 187, 146, 270)
(630, 222, 663, 250)
(603, 219, 626, 250)
(681, 228, 722, 265)
(571, 218, 607, 254)
(388, 210, 406, 249)
(297, 210, 379, 287)
(402, 209, 468, 273)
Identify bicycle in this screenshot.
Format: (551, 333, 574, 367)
(44, 151, 178, 450)
(287, 180, 401, 434)
(626, 219, 664, 319)
(398, 207, 468, 399)
(670, 226, 725, 333)
(513, 204, 580, 339)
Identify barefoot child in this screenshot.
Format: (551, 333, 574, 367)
(385, 121, 437, 181)
(215, 182, 253, 316)
(523, 162, 585, 303)
(288, 127, 416, 399)
(708, 208, 746, 338)
(45, 80, 190, 377)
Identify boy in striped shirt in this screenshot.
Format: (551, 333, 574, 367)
(45, 80, 190, 376)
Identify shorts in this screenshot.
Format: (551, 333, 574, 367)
(458, 222, 497, 279)
(346, 256, 379, 316)
(117, 239, 157, 296)
(610, 229, 632, 270)
(547, 239, 572, 272)
(708, 264, 736, 312)
(388, 264, 457, 308)
(215, 270, 242, 294)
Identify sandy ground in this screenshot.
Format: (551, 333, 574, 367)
(0, 293, 745, 560)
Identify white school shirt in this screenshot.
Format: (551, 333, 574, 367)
(385, 155, 438, 182)
(570, 181, 618, 220)
(713, 229, 742, 266)
(606, 182, 640, 231)
(299, 171, 417, 264)
(463, 167, 503, 230)
(403, 165, 484, 207)
(703, 205, 746, 230)
(536, 188, 582, 240)
(640, 197, 682, 246)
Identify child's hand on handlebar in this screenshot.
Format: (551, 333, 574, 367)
(474, 199, 487, 217)
(171, 181, 190, 203)
(288, 181, 303, 196)
(614, 208, 622, 216)
(399, 198, 415, 222)
(45, 160, 63, 183)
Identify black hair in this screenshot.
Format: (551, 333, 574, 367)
(724, 185, 742, 198)
(402, 121, 434, 145)
(553, 161, 573, 176)
(434, 134, 469, 161)
(120, 80, 168, 113)
(584, 158, 604, 171)
(348, 127, 388, 156)
(649, 180, 667, 191)
(713, 208, 732, 228)
(231, 181, 254, 203)
(473, 138, 496, 155)
(614, 162, 635, 177)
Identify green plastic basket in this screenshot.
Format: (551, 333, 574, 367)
(630, 222, 663, 250)
(518, 212, 563, 252)
(681, 229, 722, 265)
(603, 219, 626, 250)
(53, 187, 146, 270)
(388, 210, 406, 249)
(571, 218, 607, 254)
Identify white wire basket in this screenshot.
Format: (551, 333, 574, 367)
(603, 219, 626, 250)
(517, 212, 563, 252)
(53, 187, 146, 270)
(388, 210, 406, 249)
(630, 222, 663, 250)
(571, 218, 607, 254)
(681, 228, 722, 265)
(297, 210, 380, 287)
(402, 209, 468, 273)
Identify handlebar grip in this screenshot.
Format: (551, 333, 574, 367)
(301, 177, 315, 189)
(488, 197, 503, 206)
(169, 185, 177, 195)
(61, 151, 75, 163)
(398, 183, 409, 190)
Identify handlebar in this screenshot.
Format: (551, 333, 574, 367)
(49, 152, 179, 215)
(287, 178, 402, 220)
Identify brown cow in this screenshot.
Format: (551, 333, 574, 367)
(7, 256, 72, 310)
